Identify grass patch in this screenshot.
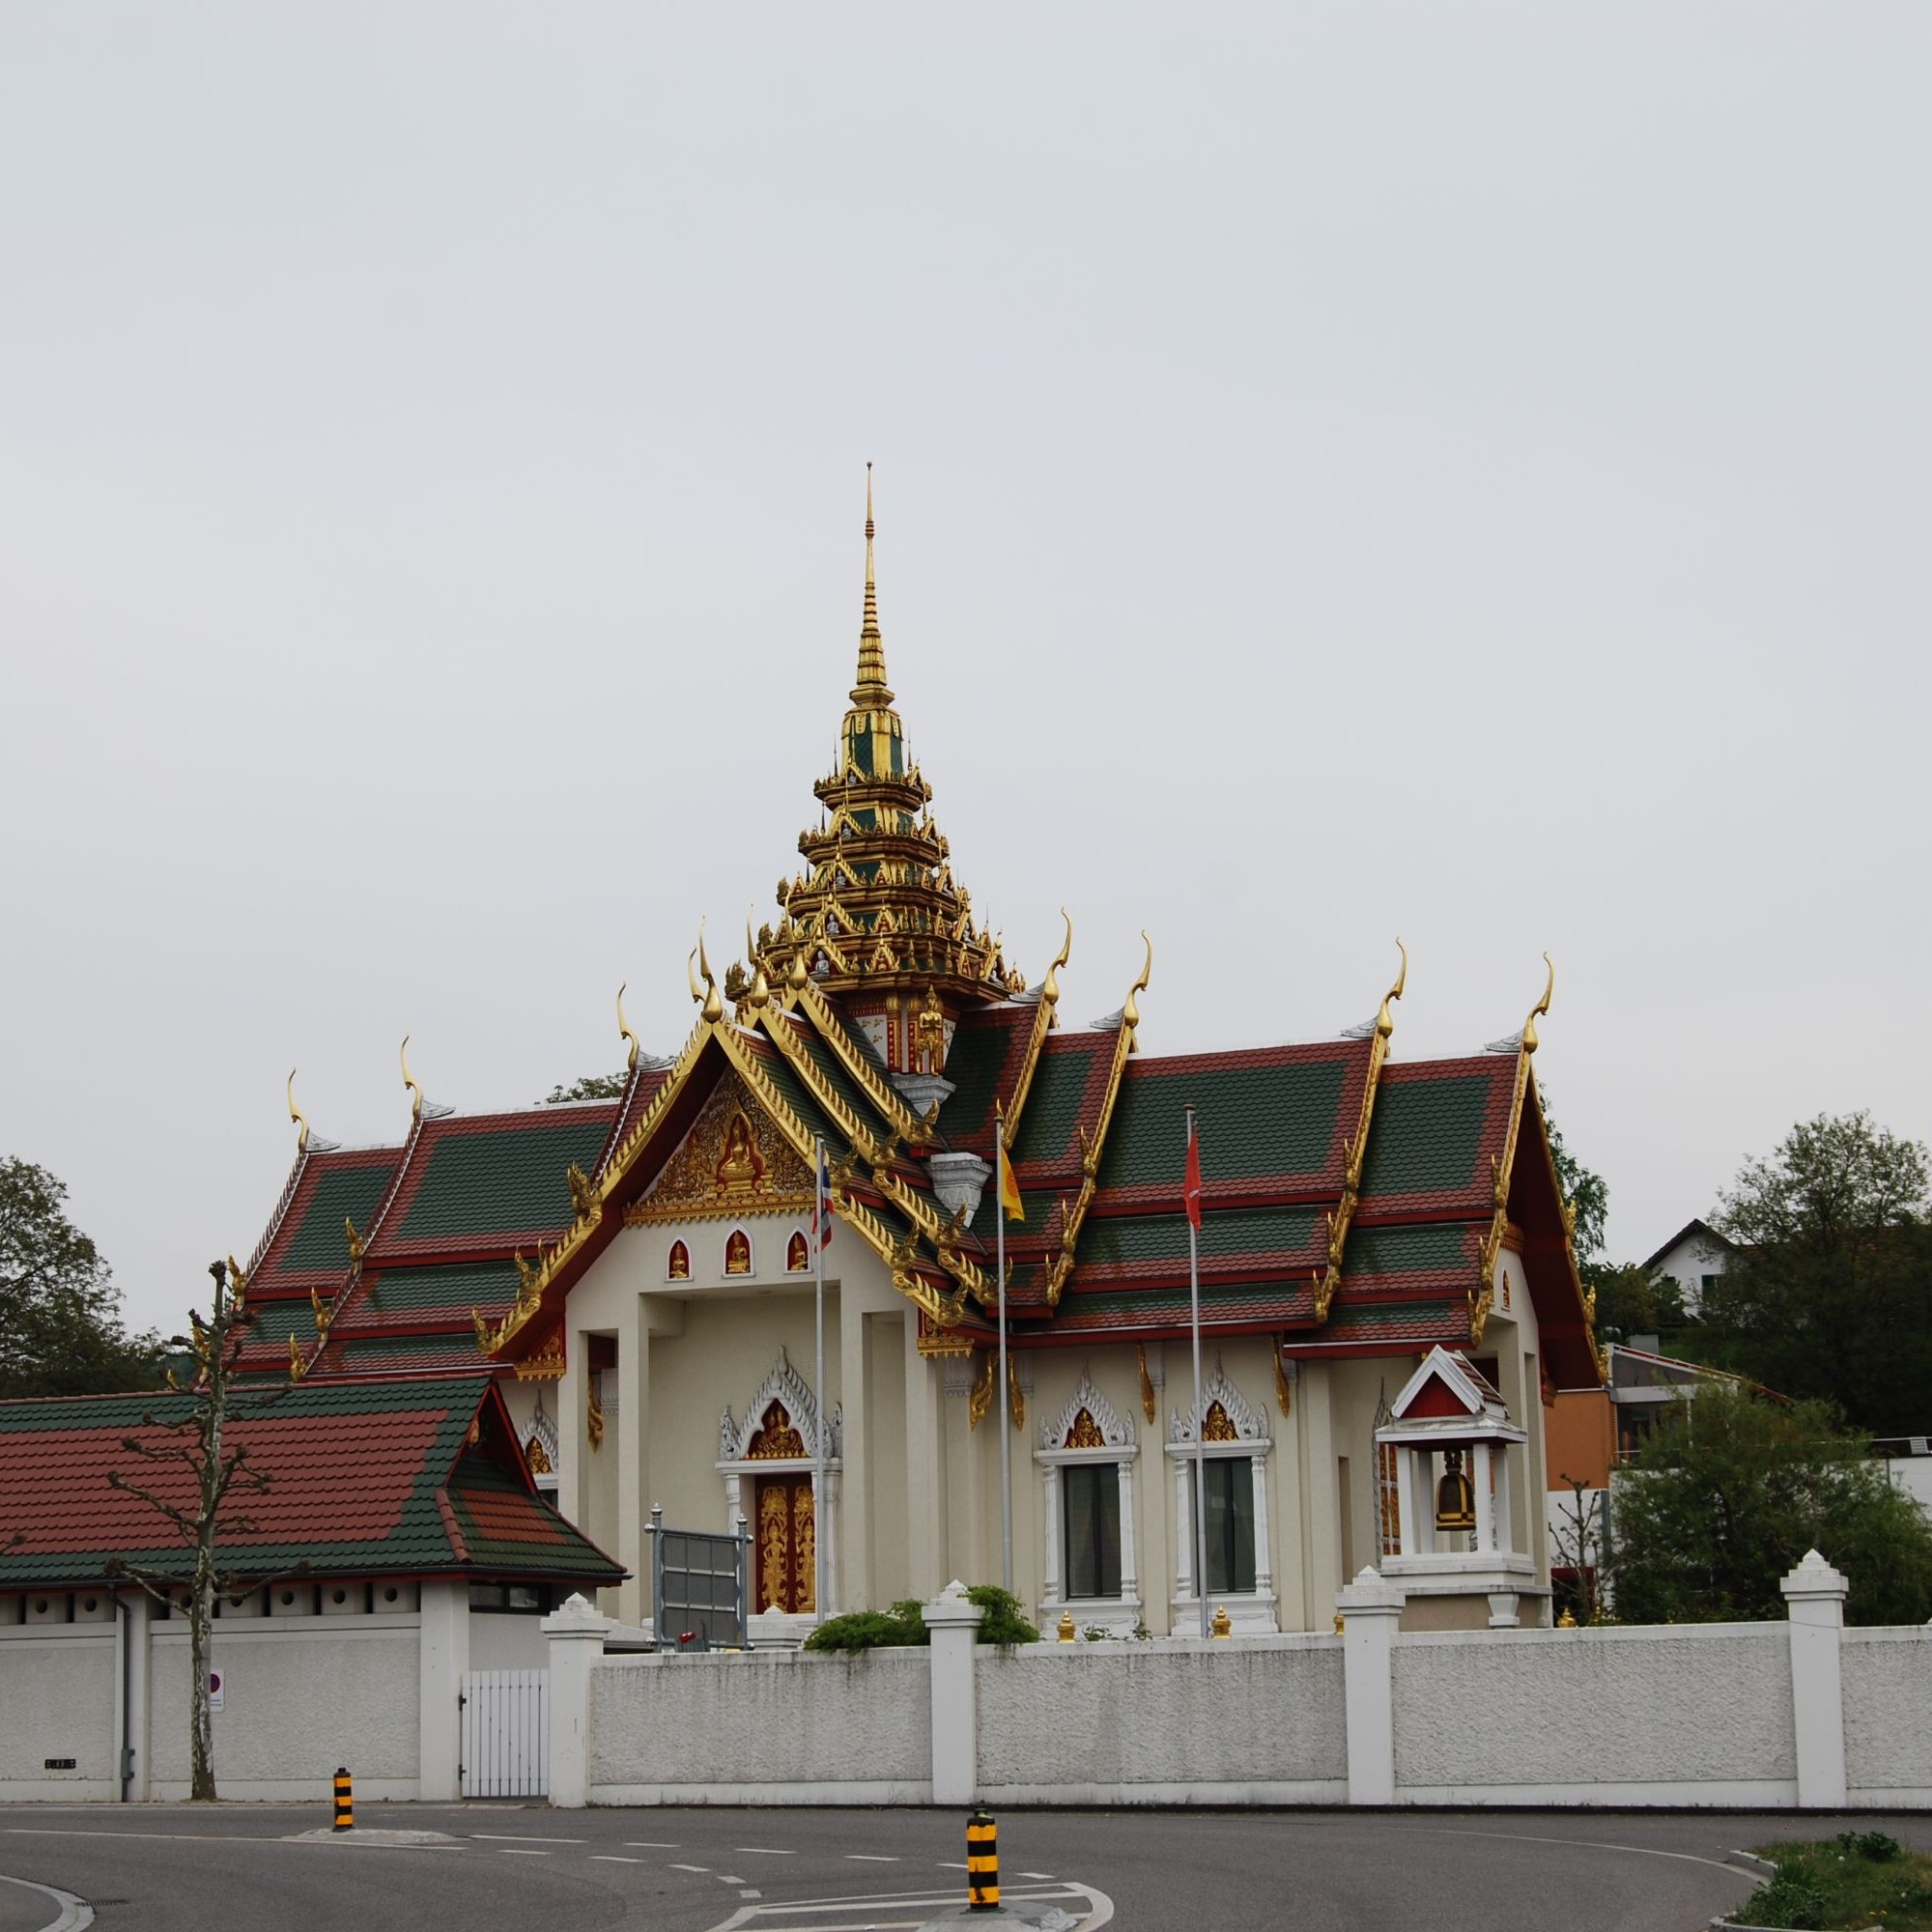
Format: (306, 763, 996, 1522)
(1735, 1833, 1932, 1930)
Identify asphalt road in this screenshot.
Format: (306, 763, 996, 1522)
(3, 1804, 1928, 1932)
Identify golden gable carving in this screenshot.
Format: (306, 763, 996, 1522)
(623, 1071, 815, 1226)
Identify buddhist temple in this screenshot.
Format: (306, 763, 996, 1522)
(235, 474, 1601, 1636)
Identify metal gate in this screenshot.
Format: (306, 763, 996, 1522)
(461, 1669, 549, 1797)
(647, 1505, 750, 1648)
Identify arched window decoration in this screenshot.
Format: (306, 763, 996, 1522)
(724, 1228, 753, 1275)
(667, 1239, 690, 1281)
(746, 1399, 807, 1459)
(785, 1230, 810, 1273)
(524, 1434, 554, 1476)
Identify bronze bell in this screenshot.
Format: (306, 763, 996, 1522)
(1435, 1447, 1476, 1533)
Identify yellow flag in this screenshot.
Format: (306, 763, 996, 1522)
(1000, 1141, 1025, 1223)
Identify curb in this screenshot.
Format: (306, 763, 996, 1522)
(0, 1873, 94, 1932)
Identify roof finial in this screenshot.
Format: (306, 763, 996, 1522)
(286, 1067, 311, 1154)
(1522, 952, 1554, 1055)
(852, 462, 894, 705)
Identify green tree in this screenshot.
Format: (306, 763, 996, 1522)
(1703, 1113, 1931, 1434)
(1608, 1384, 1932, 1627)
(544, 1072, 627, 1104)
(1590, 1262, 1690, 1346)
(0, 1156, 161, 1396)
(1543, 1099, 1608, 1267)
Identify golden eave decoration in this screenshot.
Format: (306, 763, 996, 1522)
(1311, 939, 1406, 1324)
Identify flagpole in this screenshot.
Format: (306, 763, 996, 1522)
(1186, 1103, 1208, 1638)
(813, 1132, 827, 1626)
(996, 1102, 1013, 1598)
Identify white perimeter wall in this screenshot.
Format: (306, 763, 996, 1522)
(147, 1620, 421, 1800)
(585, 1648, 931, 1804)
(561, 1600, 1932, 1811)
(975, 1640, 1347, 1804)
(1392, 1624, 1795, 1804)
(0, 1628, 120, 1800)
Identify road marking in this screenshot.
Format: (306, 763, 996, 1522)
(936, 1860, 968, 1868)
(470, 1833, 587, 1844)
(721, 1874, 746, 1884)
(844, 1853, 898, 1861)
(739, 1889, 762, 1899)
(701, 1882, 1114, 1931)
(497, 1848, 549, 1857)
(1428, 1828, 1759, 1881)
(3, 1830, 264, 1844)
(626, 1840, 681, 1848)
(1019, 1870, 1057, 1879)
(736, 1847, 796, 1856)
(670, 1861, 712, 1872)
(593, 1855, 645, 1864)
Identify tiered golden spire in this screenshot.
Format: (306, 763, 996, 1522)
(854, 462, 892, 704)
(756, 470, 1022, 1008)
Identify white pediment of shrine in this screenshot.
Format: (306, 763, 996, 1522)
(717, 1346, 842, 1464)
(1038, 1368, 1136, 1452)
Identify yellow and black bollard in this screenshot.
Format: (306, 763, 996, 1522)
(332, 1766, 354, 1832)
(966, 1806, 999, 1912)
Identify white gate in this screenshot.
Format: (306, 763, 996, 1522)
(461, 1669, 549, 1797)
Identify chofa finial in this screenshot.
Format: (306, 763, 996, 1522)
(616, 982, 639, 1073)
(852, 463, 892, 704)
(286, 1067, 310, 1154)
(1522, 952, 1554, 1055)
(1377, 937, 1408, 1039)
(400, 1036, 422, 1121)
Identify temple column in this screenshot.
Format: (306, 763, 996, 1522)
(904, 1329, 947, 1598)
(615, 1298, 647, 1627)
(1297, 1363, 1341, 1629)
(838, 1287, 872, 1615)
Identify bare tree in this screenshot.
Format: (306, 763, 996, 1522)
(106, 1258, 298, 1801)
(1551, 1472, 1607, 1624)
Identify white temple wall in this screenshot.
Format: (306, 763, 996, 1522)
(0, 1625, 118, 1799)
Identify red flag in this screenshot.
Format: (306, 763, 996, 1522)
(1184, 1125, 1202, 1230)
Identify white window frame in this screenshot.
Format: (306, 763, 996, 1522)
(1166, 1361, 1277, 1634)
(1035, 1370, 1140, 1635)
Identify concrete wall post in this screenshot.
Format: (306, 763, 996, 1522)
(923, 1579, 984, 1805)
(1781, 1548, 1849, 1809)
(416, 1579, 470, 1801)
(1337, 1564, 1406, 1805)
(543, 1592, 613, 1809)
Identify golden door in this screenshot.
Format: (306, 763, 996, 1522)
(753, 1474, 816, 1614)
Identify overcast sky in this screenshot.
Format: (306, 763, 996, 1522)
(3, 6, 1926, 1340)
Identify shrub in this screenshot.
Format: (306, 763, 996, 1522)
(1741, 1872, 1828, 1930)
(801, 1604, 925, 1653)
(965, 1583, 1039, 1645)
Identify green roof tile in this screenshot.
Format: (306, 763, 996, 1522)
(1358, 1076, 1493, 1199)
(396, 1117, 611, 1242)
(1098, 1056, 1348, 1191)
(278, 1160, 396, 1272)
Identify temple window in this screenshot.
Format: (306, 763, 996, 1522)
(667, 1240, 690, 1282)
(724, 1228, 753, 1276)
(1168, 1361, 1276, 1628)
(785, 1230, 810, 1274)
(1062, 1463, 1122, 1598)
(1035, 1374, 1140, 1634)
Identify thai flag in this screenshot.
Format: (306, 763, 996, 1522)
(815, 1147, 835, 1253)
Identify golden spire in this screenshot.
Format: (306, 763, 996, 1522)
(852, 462, 893, 705)
(400, 1036, 422, 1121)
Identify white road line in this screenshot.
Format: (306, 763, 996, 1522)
(1019, 1870, 1057, 1879)
(469, 1833, 587, 1843)
(496, 1848, 549, 1857)
(735, 1847, 796, 1855)
(844, 1853, 898, 1861)
(670, 1861, 712, 1872)
(739, 1889, 762, 1899)
(721, 1875, 746, 1884)
(626, 1840, 681, 1848)
(1426, 1828, 1759, 1881)
(592, 1855, 645, 1864)
(936, 1860, 968, 1868)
